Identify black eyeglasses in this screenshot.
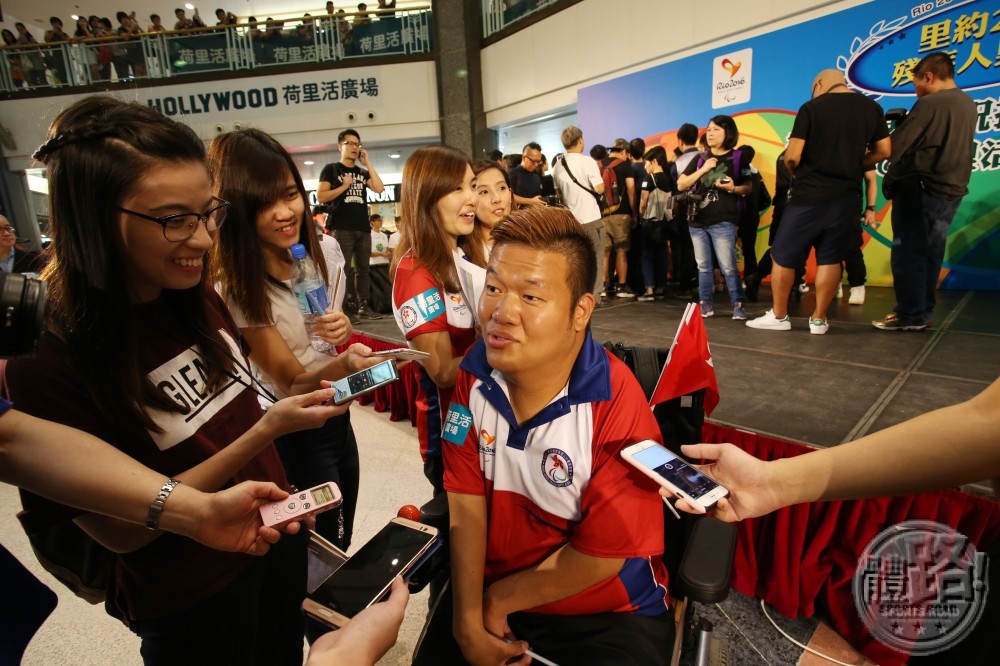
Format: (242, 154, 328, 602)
(118, 196, 230, 242)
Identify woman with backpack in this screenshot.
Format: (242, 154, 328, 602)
(676, 115, 749, 320)
(1, 96, 366, 664)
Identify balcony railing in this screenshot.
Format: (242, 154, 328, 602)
(482, 0, 564, 38)
(0, 8, 432, 94)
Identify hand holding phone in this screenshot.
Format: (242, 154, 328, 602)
(328, 358, 400, 406)
(621, 440, 729, 513)
(261, 481, 343, 529)
(303, 517, 438, 627)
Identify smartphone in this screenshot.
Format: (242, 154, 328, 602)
(370, 347, 431, 361)
(718, 176, 732, 184)
(329, 358, 400, 406)
(621, 440, 729, 513)
(307, 530, 348, 594)
(260, 481, 343, 529)
(303, 517, 439, 627)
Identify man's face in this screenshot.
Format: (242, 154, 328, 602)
(371, 217, 382, 231)
(521, 149, 542, 172)
(479, 243, 589, 385)
(176, 10, 186, 20)
(339, 134, 361, 160)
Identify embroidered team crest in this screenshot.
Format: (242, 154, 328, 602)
(400, 305, 418, 329)
(541, 448, 573, 488)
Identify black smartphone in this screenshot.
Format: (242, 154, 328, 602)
(329, 358, 400, 406)
(302, 517, 439, 627)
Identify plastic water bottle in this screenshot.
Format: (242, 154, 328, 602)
(290, 243, 332, 353)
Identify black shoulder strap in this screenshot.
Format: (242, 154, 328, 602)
(560, 157, 600, 199)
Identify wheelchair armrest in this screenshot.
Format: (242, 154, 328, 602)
(417, 492, 449, 531)
(675, 516, 737, 604)
(406, 493, 450, 593)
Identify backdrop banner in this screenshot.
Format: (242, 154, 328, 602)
(580, 0, 1000, 290)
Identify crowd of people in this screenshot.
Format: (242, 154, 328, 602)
(0, 2, 402, 87)
(0, 48, 989, 665)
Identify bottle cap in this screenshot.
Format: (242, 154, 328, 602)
(290, 243, 307, 259)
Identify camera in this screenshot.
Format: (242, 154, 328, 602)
(672, 191, 703, 224)
(544, 194, 563, 207)
(0, 273, 46, 359)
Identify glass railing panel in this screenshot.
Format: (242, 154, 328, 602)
(0, 7, 433, 94)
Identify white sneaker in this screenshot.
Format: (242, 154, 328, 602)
(798, 283, 810, 293)
(832, 284, 842, 299)
(809, 318, 830, 335)
(746, 309, 791, 330)
(849, 285, 866, 305)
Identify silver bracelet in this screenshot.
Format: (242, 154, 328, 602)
(145, 478, 182, 531)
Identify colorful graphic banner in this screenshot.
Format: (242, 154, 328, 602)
(579, 0, 1000, 290)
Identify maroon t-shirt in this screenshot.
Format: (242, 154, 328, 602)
(2, 288, 292, 620)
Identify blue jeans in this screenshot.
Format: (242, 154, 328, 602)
(689, 221, 744, 306)
(890, 180, 962, 325)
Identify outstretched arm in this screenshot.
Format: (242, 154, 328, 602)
(0, 408, 302, 554)
(674, 376, 1000, 521)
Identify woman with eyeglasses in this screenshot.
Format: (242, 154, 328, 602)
(208, 128, 378, 553)
(0, 215, 43, 274)
(1, 96, 353, 664)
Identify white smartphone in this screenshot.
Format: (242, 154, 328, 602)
(260, 481, 343, 529)
(302, 517, 439, 627)
(370, 347, 431, 361)
(621, 440, 729, 513)
(329, 358, 400, 406)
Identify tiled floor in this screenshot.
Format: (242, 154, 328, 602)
(3, 283, 997, 665)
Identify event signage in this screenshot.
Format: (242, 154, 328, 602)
(579, 0, 1000, 290)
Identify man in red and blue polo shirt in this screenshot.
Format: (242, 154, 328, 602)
(443, 207, 671, 666)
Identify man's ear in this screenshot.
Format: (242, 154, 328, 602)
(573, 292, 595, 332)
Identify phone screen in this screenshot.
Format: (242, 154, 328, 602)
(331, 360, 397, 403)
(632, 445, 720, 500)
(309, 522, 435, 618)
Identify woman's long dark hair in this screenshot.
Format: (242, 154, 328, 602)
(207, 128, 328, 326)
(33, 96, 234, 437)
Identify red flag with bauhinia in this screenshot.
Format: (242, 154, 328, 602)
(649, 302, 720, 415)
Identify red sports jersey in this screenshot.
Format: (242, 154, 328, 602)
(392, 250, 476, 460)
(443, 333, 670, 616)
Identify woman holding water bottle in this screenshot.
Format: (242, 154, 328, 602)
(208, 128, 377, 550)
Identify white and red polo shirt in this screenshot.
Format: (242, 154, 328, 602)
(443, 332, 670, 617)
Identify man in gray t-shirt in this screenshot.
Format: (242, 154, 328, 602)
(874, 52, 977, 332)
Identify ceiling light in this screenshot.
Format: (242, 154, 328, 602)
(389, 154, 400, 159)
(303, 160, 314, 165)
(185, 4, 195, 10)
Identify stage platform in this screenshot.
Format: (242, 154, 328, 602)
(355, 283, 1000, 489)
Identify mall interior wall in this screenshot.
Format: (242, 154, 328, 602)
(480, 0, 869, 127)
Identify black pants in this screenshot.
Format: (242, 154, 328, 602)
(332, 230, 372, 309)
(131, 530, 307, 666)
(671, 218, 698, 289)
(842, 214, 867, 287)
(739, 215, 759, 277)
(275, 412, 360, 551)
(509, 610, 674, 666)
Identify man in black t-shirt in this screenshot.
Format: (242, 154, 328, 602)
(318, 129, 385, 320)
(747, 69, 890, 335)
(507, 142, 545, 208)
(603, 139, 636, 298)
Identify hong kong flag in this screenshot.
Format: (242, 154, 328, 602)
(649, 302, 720, 415)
